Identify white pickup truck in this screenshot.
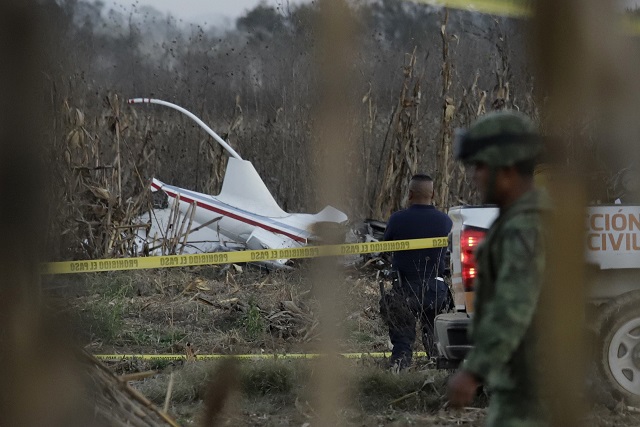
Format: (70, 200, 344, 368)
(434, 204, 640, 403)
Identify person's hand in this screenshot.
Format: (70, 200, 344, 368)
(447, 370, 481, 407)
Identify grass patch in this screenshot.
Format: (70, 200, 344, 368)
(137, 362, 213, 404)
(352, 367, 448, 411)
(350, 330, 376, 344)
(135, 359, 307, 405)
(73, 297, 125, 343)
(68, 273, 141, 344)
(240, 360, 300, 396)
(132, 359, 450, 415)
(121, 329, 159, 347)
(86, 272, 137, 299)
(241, 299, 266, 341)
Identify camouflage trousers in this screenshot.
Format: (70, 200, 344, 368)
(485, 391, 547, 427)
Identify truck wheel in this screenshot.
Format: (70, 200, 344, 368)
(598, 297, 640, 404)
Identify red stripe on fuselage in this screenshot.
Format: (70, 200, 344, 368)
(152, 182, 307, 243)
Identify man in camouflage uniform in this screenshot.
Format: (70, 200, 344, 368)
(446, 110, 549, 426)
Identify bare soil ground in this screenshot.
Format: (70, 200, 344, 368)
(43, 264, 640, 426)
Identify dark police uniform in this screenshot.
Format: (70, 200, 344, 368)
(382, 203, 453, 368)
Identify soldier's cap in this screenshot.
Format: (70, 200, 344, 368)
(453, 110, 542, 167)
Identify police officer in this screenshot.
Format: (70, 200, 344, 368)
(381, 174, 453, 370)
(446, 110, 549, 426)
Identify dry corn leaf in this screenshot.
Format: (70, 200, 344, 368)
(445, 103, 455, 121)
(196, 281, 211, 291)
(67, 129, 83, 149)
(281, 300, 303, 315)
(72, 107, 85, 126)
(87, 185, 112, 201)
(185, 342, 197, 362)
(185, 278, 210, 292)
(195, 294, 214, 306)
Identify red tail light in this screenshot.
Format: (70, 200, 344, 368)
(460, 228, 486, 291)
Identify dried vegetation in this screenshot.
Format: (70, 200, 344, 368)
(45, 265, 640, 425)
(34, 1, 640, 425)
(40, 1, 544, 262)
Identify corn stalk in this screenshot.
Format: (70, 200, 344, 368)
(435, 10, 455, 210)
(372, 48, 421, 221)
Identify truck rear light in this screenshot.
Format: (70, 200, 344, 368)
(461, 227, 486, 291)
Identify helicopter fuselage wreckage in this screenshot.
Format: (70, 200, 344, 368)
(128, 98, 349, 266)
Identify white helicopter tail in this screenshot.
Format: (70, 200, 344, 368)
(217, 157, 287, 218)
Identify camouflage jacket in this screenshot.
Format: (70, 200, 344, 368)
(463, 189, 549, 393)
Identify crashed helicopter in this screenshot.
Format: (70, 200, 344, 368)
(129, 98, 349, 266)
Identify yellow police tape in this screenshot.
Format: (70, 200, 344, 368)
(409, 0, 640, 34)
(413, 0, 529, 18)
(41, 237, 448, 275)
(95, 352, 429, 361)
